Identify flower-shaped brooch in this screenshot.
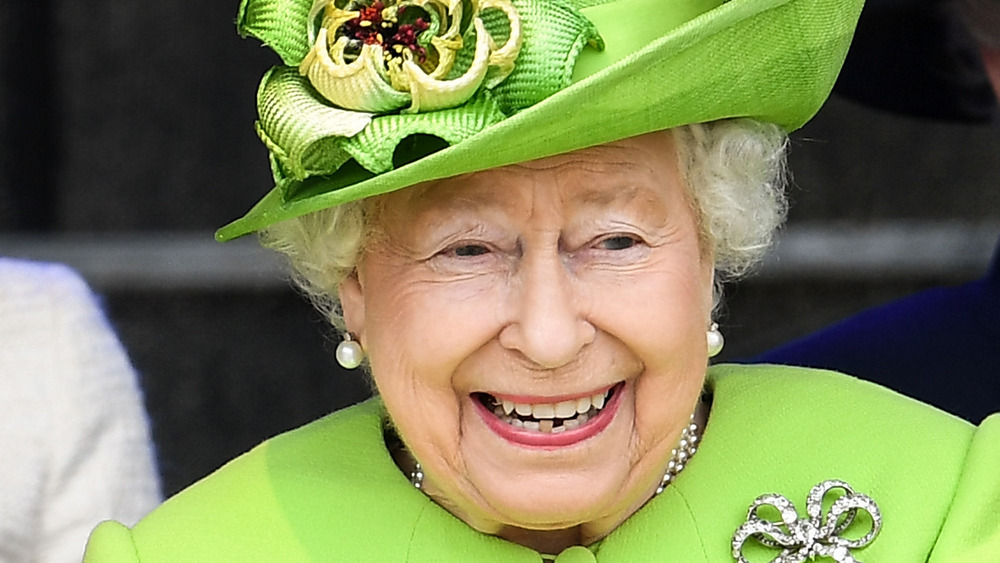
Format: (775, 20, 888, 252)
(732, 480, 882, 563)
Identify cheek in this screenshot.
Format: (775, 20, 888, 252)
(361, 272, 516, 487)
(589, 255, 710, 349)
(364, 274, 505, 377)
(588, 256, 709, 447)
(358, 260, 511, 436)
(360, 278, 469, 466)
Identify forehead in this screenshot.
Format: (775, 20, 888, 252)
(379, 132, 683, 219)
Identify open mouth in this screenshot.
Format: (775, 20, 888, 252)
(473, 383, 623, 436)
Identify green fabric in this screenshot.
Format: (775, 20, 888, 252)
(251, 0, 600, 192)
(84, 365, 1000, 561)
(237, 0, 313, 66)
(215, 0, 864, 241)
(481, 0, 601, 112)
(255, 67, 362, 183)
(569, 0, 721, 82)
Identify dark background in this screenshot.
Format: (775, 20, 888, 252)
(1, 1, 999, 497)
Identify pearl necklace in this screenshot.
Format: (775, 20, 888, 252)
(409, 413, 702, 493)
(654, 414, 700, 495)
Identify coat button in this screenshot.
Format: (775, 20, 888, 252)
(553, 545, 597, 563)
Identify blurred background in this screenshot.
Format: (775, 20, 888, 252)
(1, 1, 998, 497)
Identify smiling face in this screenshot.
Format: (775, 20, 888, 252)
(339, 131, 714, 550)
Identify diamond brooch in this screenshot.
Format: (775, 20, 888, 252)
(732, 480, 882, 563)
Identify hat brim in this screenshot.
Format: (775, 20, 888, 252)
(217, 0, 863, 241)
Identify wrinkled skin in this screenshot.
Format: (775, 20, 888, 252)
(340, 131, 714, 553)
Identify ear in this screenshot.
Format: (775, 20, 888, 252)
(339, 271, 366, 341)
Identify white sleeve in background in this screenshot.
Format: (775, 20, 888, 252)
(0, 259, 161, 563)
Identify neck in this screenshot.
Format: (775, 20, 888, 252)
(498, 525, 585, 555)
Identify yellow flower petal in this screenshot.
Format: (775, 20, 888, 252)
(307, 0, 355, 44)
(427, 35, 464, 80)
(300, 28, 411, 112)
(403, 18, 491, 113)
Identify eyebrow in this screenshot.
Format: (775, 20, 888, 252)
(570, 183, 647, 208)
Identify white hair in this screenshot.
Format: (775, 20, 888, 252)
(261, 118, 789, 329)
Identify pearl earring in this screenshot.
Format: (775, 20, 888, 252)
(707, 323, 724, 358)
(336, 333, 365, 369)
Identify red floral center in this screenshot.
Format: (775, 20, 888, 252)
(341, 2, 430, 63)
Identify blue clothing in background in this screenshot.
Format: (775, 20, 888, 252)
(751, 238, 1000, 423)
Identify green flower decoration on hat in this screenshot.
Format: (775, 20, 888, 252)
(238, 0, 602, 196)
(301, 0, 523, 114)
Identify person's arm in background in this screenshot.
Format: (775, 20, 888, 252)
(0, 259, 160, 562)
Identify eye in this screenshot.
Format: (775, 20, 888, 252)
(427, 239, 508, 277)
(597, 235, 639, 251)
(451, 244, 491, 257)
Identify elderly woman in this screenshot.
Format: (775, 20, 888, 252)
(85, 0, 1000, 560)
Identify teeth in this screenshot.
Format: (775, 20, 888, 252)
(554, 399, 577, 418)
(510, 398, 599, 421)
(532, 403, 555, 419)
(485, 386, 616, 434)
(591, 391, 605, 410)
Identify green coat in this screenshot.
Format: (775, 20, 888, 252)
(84, 364, 1000, 561)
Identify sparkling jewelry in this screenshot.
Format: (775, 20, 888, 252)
(732, 479, 882, 563)
(707, 322, 724, 358)
(654, 413, 701, 495)
(409, 462, 424, 489)
(335, 333, 365, 369)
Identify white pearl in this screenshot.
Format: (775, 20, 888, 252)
(707, 327, 724, 357)
(336, 339, 364, 369)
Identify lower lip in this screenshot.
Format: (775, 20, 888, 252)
(473, 384, 624, 448)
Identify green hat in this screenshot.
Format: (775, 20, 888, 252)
(217, 0, 864, 241)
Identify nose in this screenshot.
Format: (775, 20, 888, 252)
(498, 247, 596, 369)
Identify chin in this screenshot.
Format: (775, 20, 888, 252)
(473, 467, 636, 530)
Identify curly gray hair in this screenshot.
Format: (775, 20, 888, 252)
(261, 119, 788, 330)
